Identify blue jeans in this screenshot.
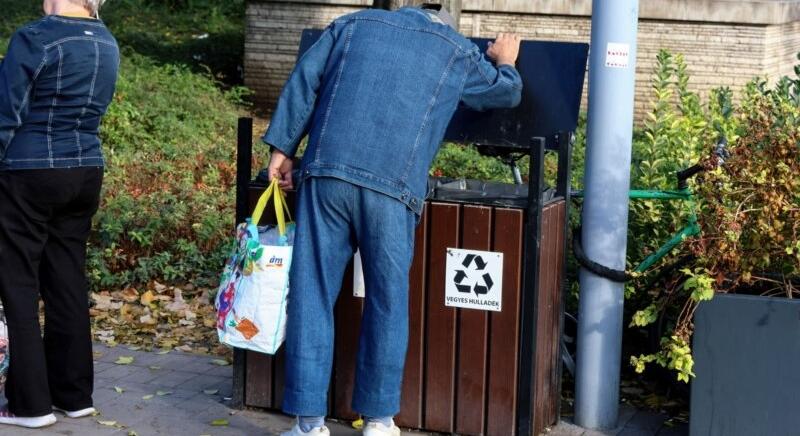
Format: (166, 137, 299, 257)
(283, 177, 416, 417)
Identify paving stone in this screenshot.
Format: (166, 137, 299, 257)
(0, 344, 548, 436)
(115, 366, 161, 385)
(147, 370, 198, 389)
(177, 374, 229, 393)
(617, 405, 638, 428)
(203, 363, 234, 378)
(93, 361, 115, 374)
(545, 421, 587, 436)
(626, 411, 667, 433)
(94, 346, 131, 364)
(157, 354, 200, 372)
(583, 429, 617, 436)
(94, 362, 142, 382)
(619, 428, 658, 436)
(655, 424, 689, 436)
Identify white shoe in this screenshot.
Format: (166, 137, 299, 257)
(0, 409, 57, 428)
(280, 423, 330, 436)
(53, 406, 96, 418)
(363, 421, 401, 436)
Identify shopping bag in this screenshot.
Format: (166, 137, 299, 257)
(215, 179, 294, 354)
(0, 306, 7, 388)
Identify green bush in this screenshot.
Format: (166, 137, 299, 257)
(88, 52, 246, 290)
(627, 51, 800, 383)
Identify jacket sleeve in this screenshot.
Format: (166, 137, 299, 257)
(0, 28, 46, 154)
(262, 26, 336, 158)
(461, 48, 523, 112)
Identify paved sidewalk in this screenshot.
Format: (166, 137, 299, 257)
(0, 345, 685, 436)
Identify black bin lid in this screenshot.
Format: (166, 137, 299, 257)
(297, 29, 588, 150)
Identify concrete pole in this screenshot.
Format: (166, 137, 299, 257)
(575, 0, 640, 430)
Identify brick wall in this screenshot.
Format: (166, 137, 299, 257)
(244, 2, 364, 111)
(245, 1, 800, 120)
(460, 12, 774, 116)
(765, 20, 800, 80)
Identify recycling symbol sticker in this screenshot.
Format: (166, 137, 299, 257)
(445, 248, 503, 312)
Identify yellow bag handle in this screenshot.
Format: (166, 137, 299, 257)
(250, 179, 293, 236)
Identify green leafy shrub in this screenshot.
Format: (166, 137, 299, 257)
(88, 52, 245, 290)
(628, 51, 800, 383)
(623, 50, 739, 383)
(691, 66, 800, 291)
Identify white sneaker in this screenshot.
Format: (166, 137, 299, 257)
(53, 406, 96, 418)
(0, 409, 57, 428)
(280, 423, 331, 436)
(363, 421, 401, 436)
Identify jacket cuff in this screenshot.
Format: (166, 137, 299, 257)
(497, 64, 523, 89)
(261, 133, 295, 158)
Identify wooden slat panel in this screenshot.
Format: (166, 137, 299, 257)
(245, 352, 273, 408)
(549, 202, 567, 424)
(456, 206, 492, 435)
(333, 263, 361, 420)
(273, 348, 286, 409)
(533, 202, 564, 435)
(533, 203, 552, 435)
(397, 205, 429, 429)
(424, 203, 461, 433)
(487, 208, 524, 436)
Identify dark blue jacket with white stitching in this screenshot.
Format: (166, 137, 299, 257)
(0, 15, 119, 170)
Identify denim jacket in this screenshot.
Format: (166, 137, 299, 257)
(0, 15, 119, 170)
(263, 7, 522, 215)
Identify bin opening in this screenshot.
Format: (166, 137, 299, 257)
(427, 177, 556, 208)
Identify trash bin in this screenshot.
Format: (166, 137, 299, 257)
(231, 31, 588, 436)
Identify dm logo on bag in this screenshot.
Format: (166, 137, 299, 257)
(266, 256, 285, 268)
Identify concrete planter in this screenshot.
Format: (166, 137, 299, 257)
(690, 293, 800, 436)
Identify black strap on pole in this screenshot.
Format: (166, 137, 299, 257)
(572, 226, 631, 283)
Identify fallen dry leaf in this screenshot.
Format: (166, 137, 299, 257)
(121, 288, 139, 303)
(115, 356, 134, 365)
(140, 291, 156, 307)
(90, 283, 227, 360)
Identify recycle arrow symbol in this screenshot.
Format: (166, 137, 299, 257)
(454, 270, 472, 293)
(454, 257, 495, 297)
(462, 254, 488, 270)
(473, 273, 494, 296)
(473, 256, 488, 270)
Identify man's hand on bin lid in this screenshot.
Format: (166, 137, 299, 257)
(268, 148, 294, 190)
(487, 33, 521, 67)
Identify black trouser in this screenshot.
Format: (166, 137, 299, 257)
(0, 168, 102, 416)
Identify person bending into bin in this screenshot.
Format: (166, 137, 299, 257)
(0, 0, 118, 429)
(263, 4, 522, 436)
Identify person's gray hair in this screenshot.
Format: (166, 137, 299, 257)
(70, 0, 107, 17)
